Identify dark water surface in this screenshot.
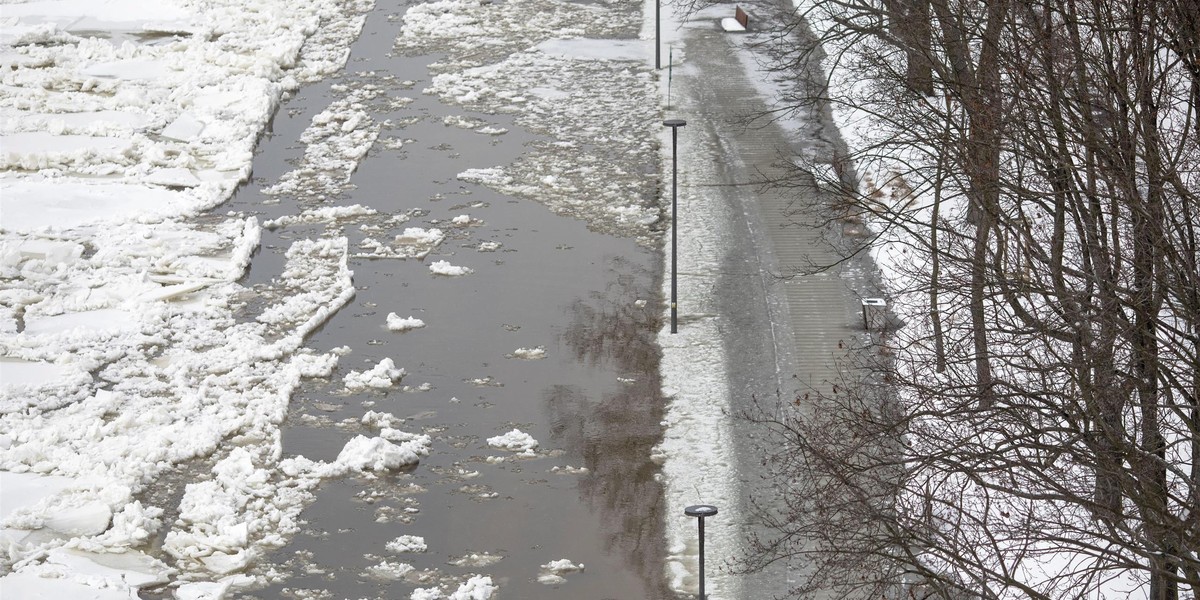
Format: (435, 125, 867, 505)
(220, 1, 671, 598)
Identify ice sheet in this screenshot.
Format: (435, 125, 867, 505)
(0, 181, 191, 233)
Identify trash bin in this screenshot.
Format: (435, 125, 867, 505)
(861, 298, 886, 330)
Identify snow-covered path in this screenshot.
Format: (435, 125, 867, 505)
(652, 1, 883, 598)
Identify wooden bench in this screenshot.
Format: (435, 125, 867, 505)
(722, 5, 750, 32)
(735, 6, 749, 29)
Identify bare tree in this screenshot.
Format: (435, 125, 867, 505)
(708, 0, 1200, 597)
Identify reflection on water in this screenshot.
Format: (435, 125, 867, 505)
(548, 255, 672, 598)
(561, 255, 663, 374)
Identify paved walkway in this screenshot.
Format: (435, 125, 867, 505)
(666, 5, 881, 597)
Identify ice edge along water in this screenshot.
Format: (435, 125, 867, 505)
(643, 1, 745, 599)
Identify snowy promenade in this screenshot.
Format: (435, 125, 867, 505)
(654, 1, 880, 598)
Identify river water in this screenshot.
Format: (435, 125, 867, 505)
(217, 1, 672, 598)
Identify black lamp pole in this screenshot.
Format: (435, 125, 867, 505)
(663, 119, 686, 333)
(685, 504, 718, 599)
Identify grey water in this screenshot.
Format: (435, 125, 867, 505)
(221, 1, 672, 598)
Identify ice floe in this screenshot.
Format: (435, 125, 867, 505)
(537, 558, 584, 584)
(486, 428, 538, 456)
(428, 259, 472, 276)
(1, 2, 374, 594)
(386, 313, 426, 331)
(343, 357, 405, 391)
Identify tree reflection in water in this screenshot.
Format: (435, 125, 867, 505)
(547, 254, 672, 598)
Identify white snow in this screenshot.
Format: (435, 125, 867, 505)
(260, 86, 381, 200)
(448, 552, 503, 567)
(719, 18, 746, 32)
(395, 227, 445, 246)
(406, 576, 495, 600)
(0, 358, 81, 390)
(456, 167, 512, 186)
(1, 0, 196, 34)
(361, 410, 402, 429)
(262, 204, 378, 230)
(373, 227, 446, 259)
(534, 38, 647, 62)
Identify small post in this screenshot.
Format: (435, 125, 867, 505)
(667, 47, 674, 108)
(685, 504, 718, 599)
(663, 119, 687, 334)
(656, 0, 661, 69)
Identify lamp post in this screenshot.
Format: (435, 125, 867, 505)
(655, 0, 661, 69)
(685, 504, 718, 599)
(663, 119, 686, 334)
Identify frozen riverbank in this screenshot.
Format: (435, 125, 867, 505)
(2, 1, 376, 597)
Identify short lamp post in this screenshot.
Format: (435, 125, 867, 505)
(685, 504, 718, 599)
(663, 119, 686, 334)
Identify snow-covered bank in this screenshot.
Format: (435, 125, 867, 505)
(785, 0, 1190, 596)
(643, 2, 746, 599)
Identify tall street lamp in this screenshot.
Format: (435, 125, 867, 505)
(685, 504, 718, 599)
(655, 0, 661, 69)
(663, 119, 686, 334)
